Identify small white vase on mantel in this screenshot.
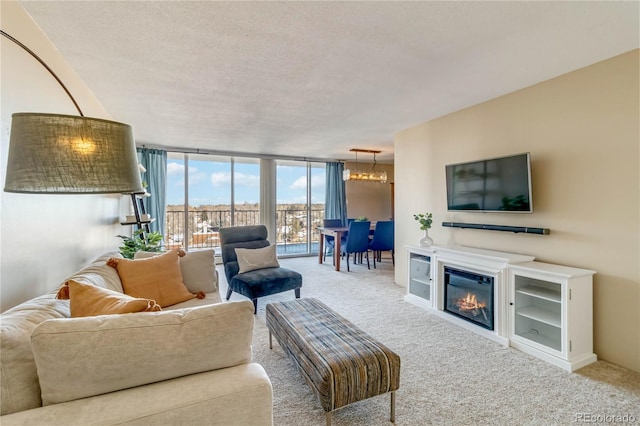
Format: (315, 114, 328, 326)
(419, 229, 434, 247)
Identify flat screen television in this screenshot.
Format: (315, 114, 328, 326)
(445, 152, 533, 213)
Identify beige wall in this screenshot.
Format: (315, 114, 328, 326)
(345, 161, 394, 221)
(1, 1, 129, 311)
(394, 50, 639, 373)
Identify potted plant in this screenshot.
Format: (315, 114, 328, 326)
(413, 213, 434, 246)
(117, 229, 163, 259)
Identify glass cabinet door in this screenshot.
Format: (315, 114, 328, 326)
(409, 253, 432, 302)
(513, 274, 562, 352)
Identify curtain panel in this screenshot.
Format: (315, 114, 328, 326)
(136, 148, 167, 238)
(325, 162, 347, 226)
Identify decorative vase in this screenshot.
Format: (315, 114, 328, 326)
(419, 229, 434, 247)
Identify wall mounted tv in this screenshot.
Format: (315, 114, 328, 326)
(445, 152, 533, 213)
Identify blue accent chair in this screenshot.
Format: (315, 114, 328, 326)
(219, 225, 302, 314)
(368, 220, 394, 268)
(340, 221, 371, 271)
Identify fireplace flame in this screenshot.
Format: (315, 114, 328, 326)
(456, 292, 486, 311)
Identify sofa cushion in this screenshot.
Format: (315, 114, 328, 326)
(235, 245, 280, 274)
(109, 250, 196, 307)
(66, 251, 125, 293)
(31, 300, 255, 406)
(164, 292, 223, 310)
(0, 364, 273, 426)
(64, 279, 162, 317)
(135, 249, 218, 293)
(0, 294, 69, 415)
(0, 251, 123, 416)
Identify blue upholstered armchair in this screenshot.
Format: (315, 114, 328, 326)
(219, 225, 302, 314)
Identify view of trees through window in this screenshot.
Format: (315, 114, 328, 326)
(165, 153, 326, 255)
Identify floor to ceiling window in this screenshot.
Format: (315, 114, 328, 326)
(165, 152, 323, 256)
(233, 157, 261, 228)
(276, 160, 325, 255)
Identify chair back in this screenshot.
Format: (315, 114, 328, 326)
(344, 221, 371, 253)
(369, 221, 394, 251)
(219, 225, 270, 282)
(323, 219, 343, 244)
(323, 219, 342, 228)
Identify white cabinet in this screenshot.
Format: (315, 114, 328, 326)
(403, 245, 597, 372)
(509, 262, 596, 372)
(405, 247, 435, 310)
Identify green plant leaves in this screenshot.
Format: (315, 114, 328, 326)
(413, 212, 433, 231)
(116, 229, 163, 259)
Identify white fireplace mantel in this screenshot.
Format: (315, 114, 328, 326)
(405, 244, 597, 371)
(407, 245, 535, 346)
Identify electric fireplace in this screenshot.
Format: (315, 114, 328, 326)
(444, 267, 494, 330)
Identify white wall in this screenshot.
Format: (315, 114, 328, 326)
(394, 50, 639, 373)
(1, 1, 129, 311)
(345, 161, 394, 221)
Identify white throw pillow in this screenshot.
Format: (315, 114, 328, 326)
(31, 301, 255, 405)
(235, 245, 280, 274)
(135, 249, 218, 293)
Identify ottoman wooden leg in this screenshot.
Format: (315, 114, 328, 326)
(390, 391, 396, 423)
(326, 412, 332, 426)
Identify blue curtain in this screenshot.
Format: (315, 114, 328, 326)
(137, 148, 167, 237)
(325, 162, 347, 226)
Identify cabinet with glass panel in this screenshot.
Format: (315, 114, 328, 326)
(405, 246, 435, 310)
(509, 261, 596, 372)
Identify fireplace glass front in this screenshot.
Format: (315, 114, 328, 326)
(444, 267, 494, 330)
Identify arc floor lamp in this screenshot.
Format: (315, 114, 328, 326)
(1, 29, 143, 194)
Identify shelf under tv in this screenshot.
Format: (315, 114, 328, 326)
(442, 222, 550, 235)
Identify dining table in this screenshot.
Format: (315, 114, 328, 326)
(317, 226, 349, 271)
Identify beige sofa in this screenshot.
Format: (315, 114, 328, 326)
(0, 251, 273, 426)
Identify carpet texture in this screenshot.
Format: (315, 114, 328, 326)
(219, 256, 640, 425)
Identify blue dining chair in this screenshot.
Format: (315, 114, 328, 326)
(340, 221, 371, 271)
(368, 220, 394, 268)
(323, 219, 344, 264)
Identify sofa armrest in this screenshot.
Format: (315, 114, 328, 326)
(31, 300, 255, 405)
(1, 363, 272, 426)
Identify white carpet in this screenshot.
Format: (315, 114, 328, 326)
(219, 256, 640, 425)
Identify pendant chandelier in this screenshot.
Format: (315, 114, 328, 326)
(343, 149, 387, 183)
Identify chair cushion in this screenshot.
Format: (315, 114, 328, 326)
(230, 267, 302, 299)
(235, 245, 280, 273)
(219, 225, 271, 283)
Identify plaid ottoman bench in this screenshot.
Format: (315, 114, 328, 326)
(266, 298, 400, 425)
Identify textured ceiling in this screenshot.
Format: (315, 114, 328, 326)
(18, 1, 639, 162)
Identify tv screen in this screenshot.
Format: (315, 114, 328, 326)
(446, 153, 532, 213)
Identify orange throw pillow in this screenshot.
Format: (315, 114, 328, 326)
(107, 250, 196, 307)
(63, 279, 161, 318)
